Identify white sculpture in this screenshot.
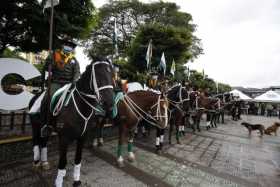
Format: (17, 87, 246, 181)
(0, 58, 41, 111)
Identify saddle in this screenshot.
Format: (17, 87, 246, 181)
(51, 84, 73, 116)
(112, 92, 124, 118)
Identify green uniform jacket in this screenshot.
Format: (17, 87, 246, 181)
(42, 52, 80, 85)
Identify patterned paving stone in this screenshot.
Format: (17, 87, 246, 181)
(100, 140, 245, 187)
(0, 150, 146, 187)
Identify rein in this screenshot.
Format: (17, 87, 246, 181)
(123, 94, 168, 129)
(72, 61, 113, 136)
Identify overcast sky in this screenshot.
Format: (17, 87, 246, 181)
(76, 0, 280, 88)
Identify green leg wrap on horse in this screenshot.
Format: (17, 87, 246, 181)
(176, 131, 180, 140)
(117, 145, 123, 157)
(128, 142, 133, 152)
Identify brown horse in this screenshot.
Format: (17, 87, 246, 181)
(188, 91, 219, 132)
(114, 90, 169, 166)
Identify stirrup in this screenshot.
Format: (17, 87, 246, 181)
(41, 125, 53, 138)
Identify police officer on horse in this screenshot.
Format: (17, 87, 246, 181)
(32, 39, 80, 169)
(41, 39, 80, 131)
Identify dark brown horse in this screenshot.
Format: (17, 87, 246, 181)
(114, 90, 169, 167)
(29, 60, 114, 187)
(167, 85, 190, 145)
(188, 91, 219, 132)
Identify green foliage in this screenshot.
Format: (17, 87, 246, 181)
(188, 70, 231, 94)
(0, 0, 97, 54)
(129, 24, 194, 72)
(89, 0, 202, 59)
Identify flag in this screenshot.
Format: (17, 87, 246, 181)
(145, 39, 152, 69)
(113, 18, 118, 56)
(160, 52, 166, 76)
(202, 69, 205, 79)
(44, 0, 59, 9)
(170, 59, 176, 76)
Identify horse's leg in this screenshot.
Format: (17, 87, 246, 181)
(40, 135, 50, 170)
(92, 118, 100, 147)
(160, 129, 165, 150)
(134, 123, 139, 138)
(32, 121, 41, 168)
(117, 122, 125, 167)
(168, 117, 174, 144)
(191, 116, 196, 133)
(127, 130, 136, 162)
(155, 127, 161, 154)
(55, 136, 70, 187)
(181, 116, 186, 136)
(210, 113, 215, 128)
(73, 137, 85, 187)
(98, 121, 104, 147)
(197, 114, 201, 132)
(222, 112, 225, 124)
(141, 124, 147, 137)
(176, 121, 180, 144)
(92, 124, 98, 147)
(214, 113, 218, 128)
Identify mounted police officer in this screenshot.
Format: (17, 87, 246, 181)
(33, 39, 80, 169)
(41, 39, 80, 128)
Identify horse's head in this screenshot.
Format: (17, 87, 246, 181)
(153, 93, 169, 129)
(189, 91, 200, 109)
(167, 85, 190, 111)
(77, 60, 114, 117)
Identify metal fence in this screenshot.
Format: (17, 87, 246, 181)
(0, 110, 31, 139)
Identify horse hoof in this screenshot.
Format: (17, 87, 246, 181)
(32, 161, 41, 170)
(156, 149, 162, 155)
(73, 181, 82, 187)
(117, 161, 125, 168)
(97, 142, 104, 147)
(169, 141, 172, 145)
(117, 156, 125, 167)
(41, 161, 50, 170)
(127, 152, 136, 162)
(177, 141, 181, 144)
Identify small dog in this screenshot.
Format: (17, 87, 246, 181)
(241, 122, 265, 136)
(264, 122, 280, 136)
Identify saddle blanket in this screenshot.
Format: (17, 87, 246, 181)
(29, 91, 46, 114)
(28, 84, 72, 116)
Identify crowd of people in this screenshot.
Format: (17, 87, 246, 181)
(245, 102, 280, 118)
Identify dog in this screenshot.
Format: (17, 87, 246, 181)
(241, 122, 265, 136)
(264, 122, 280, 136)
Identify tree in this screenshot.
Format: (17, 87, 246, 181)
(188, 70, 231, 94)
(0, 0, 96, 55)
(88, 0, 202, 59)
(129, 24, 195, 72)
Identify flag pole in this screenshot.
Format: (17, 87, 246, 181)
(46, 0, 54, 133)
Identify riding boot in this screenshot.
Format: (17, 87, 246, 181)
(55, 169, 66, 187)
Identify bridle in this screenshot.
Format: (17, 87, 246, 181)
(72, 61, 113, 136)
(123, 93, 169, 129)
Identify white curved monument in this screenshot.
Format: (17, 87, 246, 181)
(0, 58, 41, 111)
